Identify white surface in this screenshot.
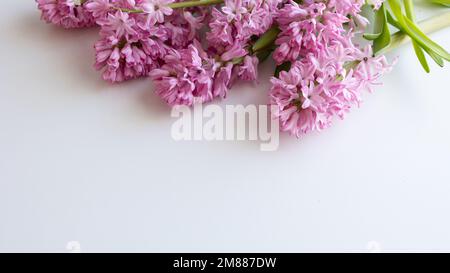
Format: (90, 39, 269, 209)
(1, 2, 450, 253)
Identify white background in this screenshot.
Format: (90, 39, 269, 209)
(1, 2, 450, 252)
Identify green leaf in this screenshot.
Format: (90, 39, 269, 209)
(372, 4, 391, 54)
(403, 16, 450, 61)
(430, 0, 450, 7)
(423, 47, 445, 67)
(387, 0, 450, 62)
(412, 43, 431, 72)
(363, 33, 382, 40)
(404, 0, 430, 72)
(363, 4, 385, 40)
(386, 10, 403, 30)
(386, 8, 433, 70)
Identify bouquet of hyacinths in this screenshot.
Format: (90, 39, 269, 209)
(36, 0, 450, 137)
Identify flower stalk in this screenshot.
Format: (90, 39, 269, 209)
(115, 0, 225, 13)
(169, 0, 224, 9)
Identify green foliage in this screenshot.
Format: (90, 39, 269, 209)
(364, 0, 450, 72)
(364, 4, 391, 54)
(430, 0, 450, 7)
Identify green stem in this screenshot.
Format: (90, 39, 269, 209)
(169, 0, 224, 9)
(116, 8, 146, 13)
(379, 11, 450, 55)
(252, 26, 281, 53)
(404, 0, 416, 20)
(116, 0, 224, 12)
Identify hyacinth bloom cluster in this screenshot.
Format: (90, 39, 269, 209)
(36, 0, 392, 134)
(37, 0, 96, 28)
(87, 0, 210, 82)
(151, 0, 280, 106)
(270, 47, 393, 137)
(207, 0, 279, 49)
(269, 0, 393, 137)
(36, 0, 450, 138)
